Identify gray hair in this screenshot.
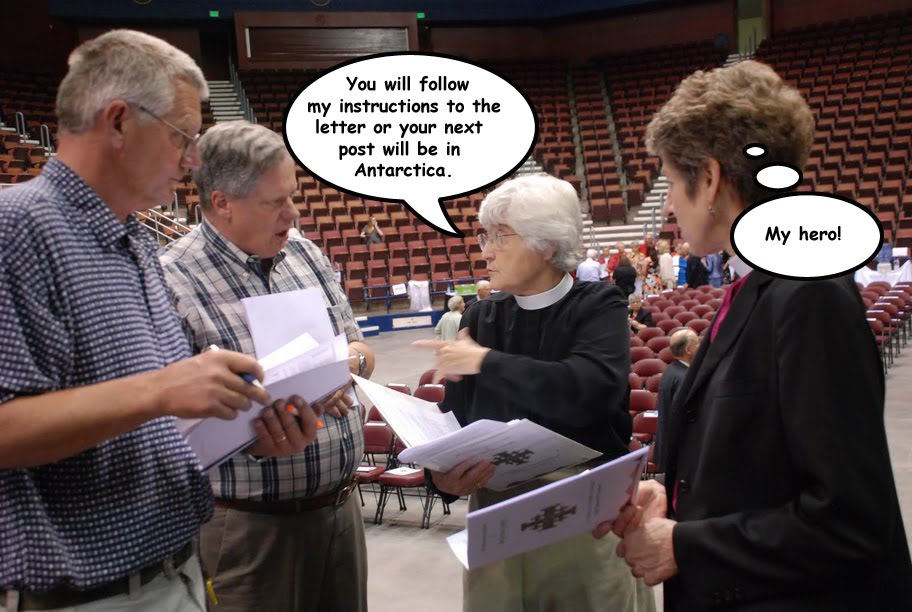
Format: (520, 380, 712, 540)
(586, 248, 598, 259)
(447, 295, 464, 312)
(628, 294, 643, 305)
(670, 328, 698, 357)
(479, 175, 582, 272)
(56, 29, 208, 133)
(194, 121, 291, 210)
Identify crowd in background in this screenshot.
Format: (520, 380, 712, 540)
(576, 232, 734, 297)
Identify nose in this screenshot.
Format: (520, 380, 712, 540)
(282, 196, 298, 222)
(481, 238, 495, 262)
(662, 192, 674, 218)
(183, 145, 202, 172)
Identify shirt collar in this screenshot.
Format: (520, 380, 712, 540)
(43, 157, 136, 251)
(515, 273, 573, 311)
(200, 217, 287, 273)
(728, 255, 753, 280)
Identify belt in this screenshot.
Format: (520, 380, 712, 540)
(2, 540, 194, 611)
(215, 475, 359, 514)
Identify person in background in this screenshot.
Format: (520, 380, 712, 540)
(576, 248, 602, 282)
(704, 250, 724, 288)
(684, 243, 708, 288)
(628, 294, 655, 334)
(653, 328, 698, 471)
(657, 240, 675, 290)
(476, 279, 492, 300)
(414, 175, 652, 612)
(638, 233, 659, 268)
(613, 254, 638, 297)
(595, 59, 912, 610)
(0, 30, 276, 612)
(606, 241, 626, 275)
(675, 243, 690, 288)
(360, 215, 384, 250)
(436, 295, 465, 341)
(161, 121, 375, 612)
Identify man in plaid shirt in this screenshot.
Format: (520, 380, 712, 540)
(160, 121, 376, 612)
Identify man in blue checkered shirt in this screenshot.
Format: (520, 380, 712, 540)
(0, 31, 327, 612)
(160, 121, 377, 612)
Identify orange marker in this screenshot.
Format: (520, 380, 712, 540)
(317, 420, 325, 429)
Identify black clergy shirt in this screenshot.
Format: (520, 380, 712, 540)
(440, 278, 632, 460)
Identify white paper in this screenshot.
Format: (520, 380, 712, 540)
(447, 446, 649, 570)
(258, 332, 319, 372)
(352, 376, 602, 491)
(242, 288, 336, 355)
(352, 375, 462, 447)
(177, 289, 352, 470)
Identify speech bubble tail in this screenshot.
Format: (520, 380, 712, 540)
(404, 197, 462, 237)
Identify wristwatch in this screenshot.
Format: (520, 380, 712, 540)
(352, 348, 367, 377)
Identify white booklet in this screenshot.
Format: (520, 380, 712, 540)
(352, 375, 602, 491)
(447, 446, 649, 569)
(178, 289, 352, 470)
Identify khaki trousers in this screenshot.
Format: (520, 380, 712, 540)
(1, 555, 206, 612)
(199, 495, 367, 612)
(464, 469, 656, 612)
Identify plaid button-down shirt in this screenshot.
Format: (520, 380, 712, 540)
(160, 220, 364, 500)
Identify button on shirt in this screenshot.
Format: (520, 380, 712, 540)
(0, 158, 212, 591)
(160, 220, 364, 500)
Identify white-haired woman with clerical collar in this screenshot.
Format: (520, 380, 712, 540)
(416, 174, 653, 611)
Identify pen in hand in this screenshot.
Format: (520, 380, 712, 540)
(207, 344, 266, 391)
(208, 345, 325, 429)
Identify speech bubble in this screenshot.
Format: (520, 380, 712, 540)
(731, 193, 883, 280)
(283, 52, 538, 236)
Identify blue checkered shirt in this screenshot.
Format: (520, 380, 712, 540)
(0, 158, 213, 591)
(160, 220, 364, 500)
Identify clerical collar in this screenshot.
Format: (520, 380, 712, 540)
(728, 255, 753, 280)
(515, 273, 574, 311)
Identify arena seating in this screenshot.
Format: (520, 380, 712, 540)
(753, 11, 912, 249)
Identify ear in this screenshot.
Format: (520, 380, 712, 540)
(99, 100, 130, 148)
(699, 157, 723, 209)
(209, 190, 231, 220)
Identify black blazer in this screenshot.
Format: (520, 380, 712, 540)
(662, 272, 912, 611)
(654, 358, 687, 471)
(685, 256, 708, 288)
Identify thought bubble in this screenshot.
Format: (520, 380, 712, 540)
(284, 52, 538, 236)
(731, 193, 883, 280)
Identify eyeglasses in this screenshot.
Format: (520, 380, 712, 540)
(477, 231, 519, 250)
(134, 104, 201, 158)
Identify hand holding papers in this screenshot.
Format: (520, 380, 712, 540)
(352, 375, 602, 491)
(447, 446, 649, 569)
(178, 289, 352, 470)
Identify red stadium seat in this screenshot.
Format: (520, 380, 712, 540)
(631, 358, 666, 378)
(637, 327, 664, 343)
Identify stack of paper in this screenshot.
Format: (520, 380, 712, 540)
(178, 289, 352, 470)
(447, 446, 649, 569)
(352, 375, 602, 491)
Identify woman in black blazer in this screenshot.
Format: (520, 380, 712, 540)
(595, 60, 912, 610)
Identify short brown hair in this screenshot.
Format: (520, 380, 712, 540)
(646, 60, 814, 208)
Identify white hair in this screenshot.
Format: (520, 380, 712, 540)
(447, 295, 464, 311)
(586, 248, 598, 259)
(479, 175, 582, 272)
(56, 29, 208, 133)
(194, 121, 291, 210)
